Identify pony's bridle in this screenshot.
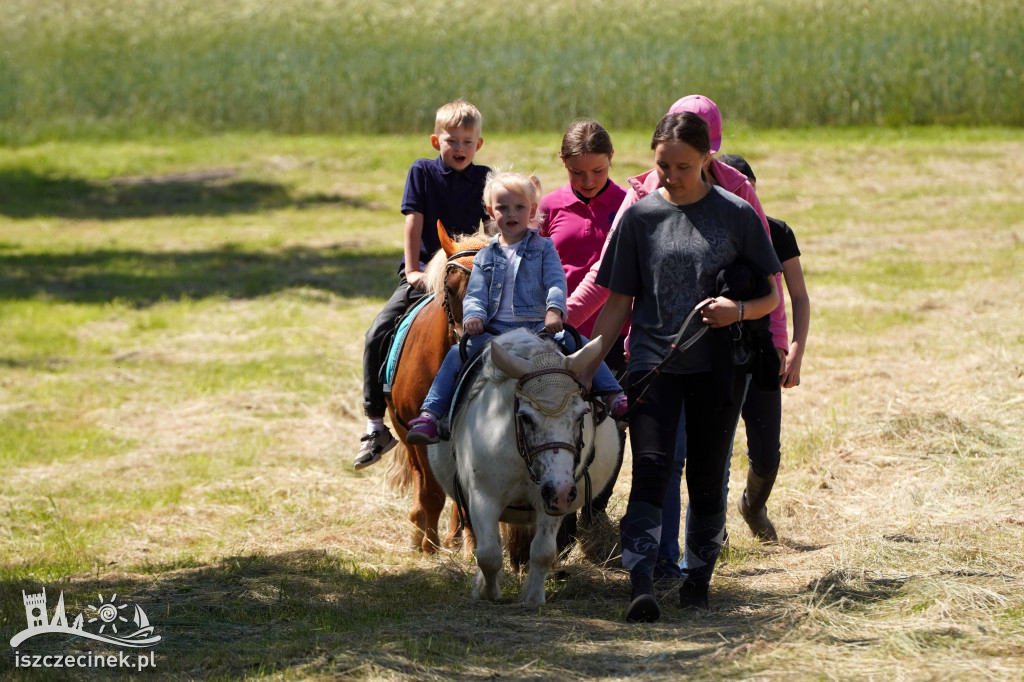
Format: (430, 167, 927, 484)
(442, 248, 480, 342)
(512, 368, 591, 485)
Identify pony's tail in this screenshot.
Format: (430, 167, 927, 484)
(385, 441, 412, 493)
(501, 523, 533, 573)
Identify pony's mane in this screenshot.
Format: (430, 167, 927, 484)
(423, 233, 490, 300)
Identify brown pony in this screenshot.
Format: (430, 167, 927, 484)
(385, 222, 489, 553)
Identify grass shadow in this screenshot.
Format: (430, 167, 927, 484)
(804, 568, 911, 606)
(0, 244, 400, 305)
(0, 550, 461, 680)
(0, 551, 800, 680)
(0, 168, 367, 219)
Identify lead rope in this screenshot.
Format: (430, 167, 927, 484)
(628, 297, 715, 412)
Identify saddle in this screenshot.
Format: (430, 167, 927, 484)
(440, 350, 483, 436)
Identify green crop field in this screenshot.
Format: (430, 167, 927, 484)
(2, 0, 1023, 143)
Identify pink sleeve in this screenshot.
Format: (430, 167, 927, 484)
(566, 188, 639, 328)
(735, 182, 789, 351)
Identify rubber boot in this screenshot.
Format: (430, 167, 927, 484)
(620, 501, 662, 623)
(737, 467, 778, 542)
(680, 508, 727, 586)
(678, 508, 723, 611)
(679, 578, 709, 610)
(626, 572, 660, 622)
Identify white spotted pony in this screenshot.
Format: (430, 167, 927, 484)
(428, 328, 620, 604)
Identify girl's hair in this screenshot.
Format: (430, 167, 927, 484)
(558, 120, 614, 159)
(650, 112, 711, 155)
(483, 170, 544, 228)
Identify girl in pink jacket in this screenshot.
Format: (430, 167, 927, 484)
(539, 120, 631, 524)
(540, 120, 627, 355)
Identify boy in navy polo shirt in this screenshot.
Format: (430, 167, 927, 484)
(354, 99, 491, 469)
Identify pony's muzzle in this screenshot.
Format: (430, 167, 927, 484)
(541, 481, 577, 516)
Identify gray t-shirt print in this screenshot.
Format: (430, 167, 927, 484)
(597, 186, 781, 374)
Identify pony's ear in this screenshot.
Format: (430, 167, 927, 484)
(490, 340, 532, 379)
(565, 335, 604, 375)
(437, 220, 458, 258)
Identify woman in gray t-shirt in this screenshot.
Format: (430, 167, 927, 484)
(581, 112, 781, 622)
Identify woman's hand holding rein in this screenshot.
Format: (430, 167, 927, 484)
(701, 276, 780, 329)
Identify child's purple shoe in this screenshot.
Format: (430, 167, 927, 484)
(609, 394, 629, 430)
(406, 414, 440, 445)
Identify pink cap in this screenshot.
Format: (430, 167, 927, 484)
(666, 94, 722, 154)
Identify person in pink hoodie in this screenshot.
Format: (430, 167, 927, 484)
(565, 94, 790, 586)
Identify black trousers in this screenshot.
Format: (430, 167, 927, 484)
(740, 380, 782, 477)
(362, 274, 425, 417)
(626, 370, 746, 516)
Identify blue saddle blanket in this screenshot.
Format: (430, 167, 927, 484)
(382, 294, 435, 394)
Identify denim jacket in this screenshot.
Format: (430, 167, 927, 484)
(463, 229, 567, 323)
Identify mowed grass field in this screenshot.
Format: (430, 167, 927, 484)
(1, 127, 1023, 680)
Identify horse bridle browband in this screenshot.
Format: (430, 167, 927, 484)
(512, 368, 591, 485)
(441, 248, 481, 341)
(445, 249, 479, 273)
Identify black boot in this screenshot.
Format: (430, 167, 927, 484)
(737, 467, 778, 542)
(679, 579, 709, 610)
(620, 501, 662, 623)
(626, 573, 660, 622)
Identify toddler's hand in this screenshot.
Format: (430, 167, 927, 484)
(544, 309, 564, 334)
(464, 318, 484, 336)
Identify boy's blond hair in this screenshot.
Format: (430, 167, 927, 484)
(435, 99, 482, 135)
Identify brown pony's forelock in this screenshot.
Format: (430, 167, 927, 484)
(424, 234, 489, 300)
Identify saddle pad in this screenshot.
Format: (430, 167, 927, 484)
(447, 341, 490, 428)
(382, 293, 435, 394)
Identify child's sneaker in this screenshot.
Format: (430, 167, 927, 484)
(608, 393, 629, 430)
(353, 427, 398, 470)
(406, 414, 440, 445)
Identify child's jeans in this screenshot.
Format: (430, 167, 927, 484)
(420, 320, 621, 418)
